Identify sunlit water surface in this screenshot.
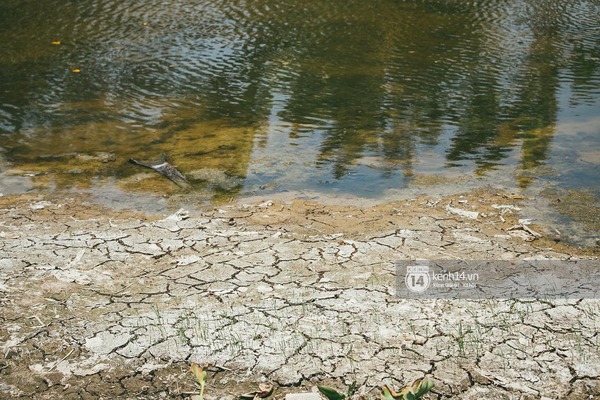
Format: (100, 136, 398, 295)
(0, 0, 599, 244)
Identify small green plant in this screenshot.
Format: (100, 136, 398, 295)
(190, 363, 207, 400)
(317, 380, 357, 400)
(381, 378, 434, 400)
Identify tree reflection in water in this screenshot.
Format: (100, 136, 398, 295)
(0, 0, 598, 197)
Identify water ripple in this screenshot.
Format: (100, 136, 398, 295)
(0, 0, 598, 203)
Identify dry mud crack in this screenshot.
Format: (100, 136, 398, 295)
(0, 191, 598, 399)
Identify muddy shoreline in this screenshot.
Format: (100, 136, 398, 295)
(0, 189, 598, 399)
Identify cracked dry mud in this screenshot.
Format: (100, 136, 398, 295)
(0, 190, 599, 399)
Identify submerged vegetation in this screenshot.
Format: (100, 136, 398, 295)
(542, 188, 600, 236)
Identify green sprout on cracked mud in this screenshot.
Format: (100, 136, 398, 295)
(319, 378, 433, 400)
(381, 378, 435, 400)
(317, 381, 358, 400)
(190, 363, 207, 400)
(189, 363, 273, 400)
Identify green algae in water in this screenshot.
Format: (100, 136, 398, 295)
(541, 188, 600, 235)
(410, 174, 466, 187)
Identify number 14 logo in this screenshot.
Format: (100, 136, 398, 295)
(405, 265, 430, 293)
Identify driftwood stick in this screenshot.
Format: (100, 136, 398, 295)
(129, 157, 190, 188)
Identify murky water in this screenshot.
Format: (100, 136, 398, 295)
(0, 0, 599, 241)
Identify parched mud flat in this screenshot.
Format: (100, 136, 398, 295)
(0, 190, 599, 399)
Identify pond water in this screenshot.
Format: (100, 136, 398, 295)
(0, 0, 599, 242)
